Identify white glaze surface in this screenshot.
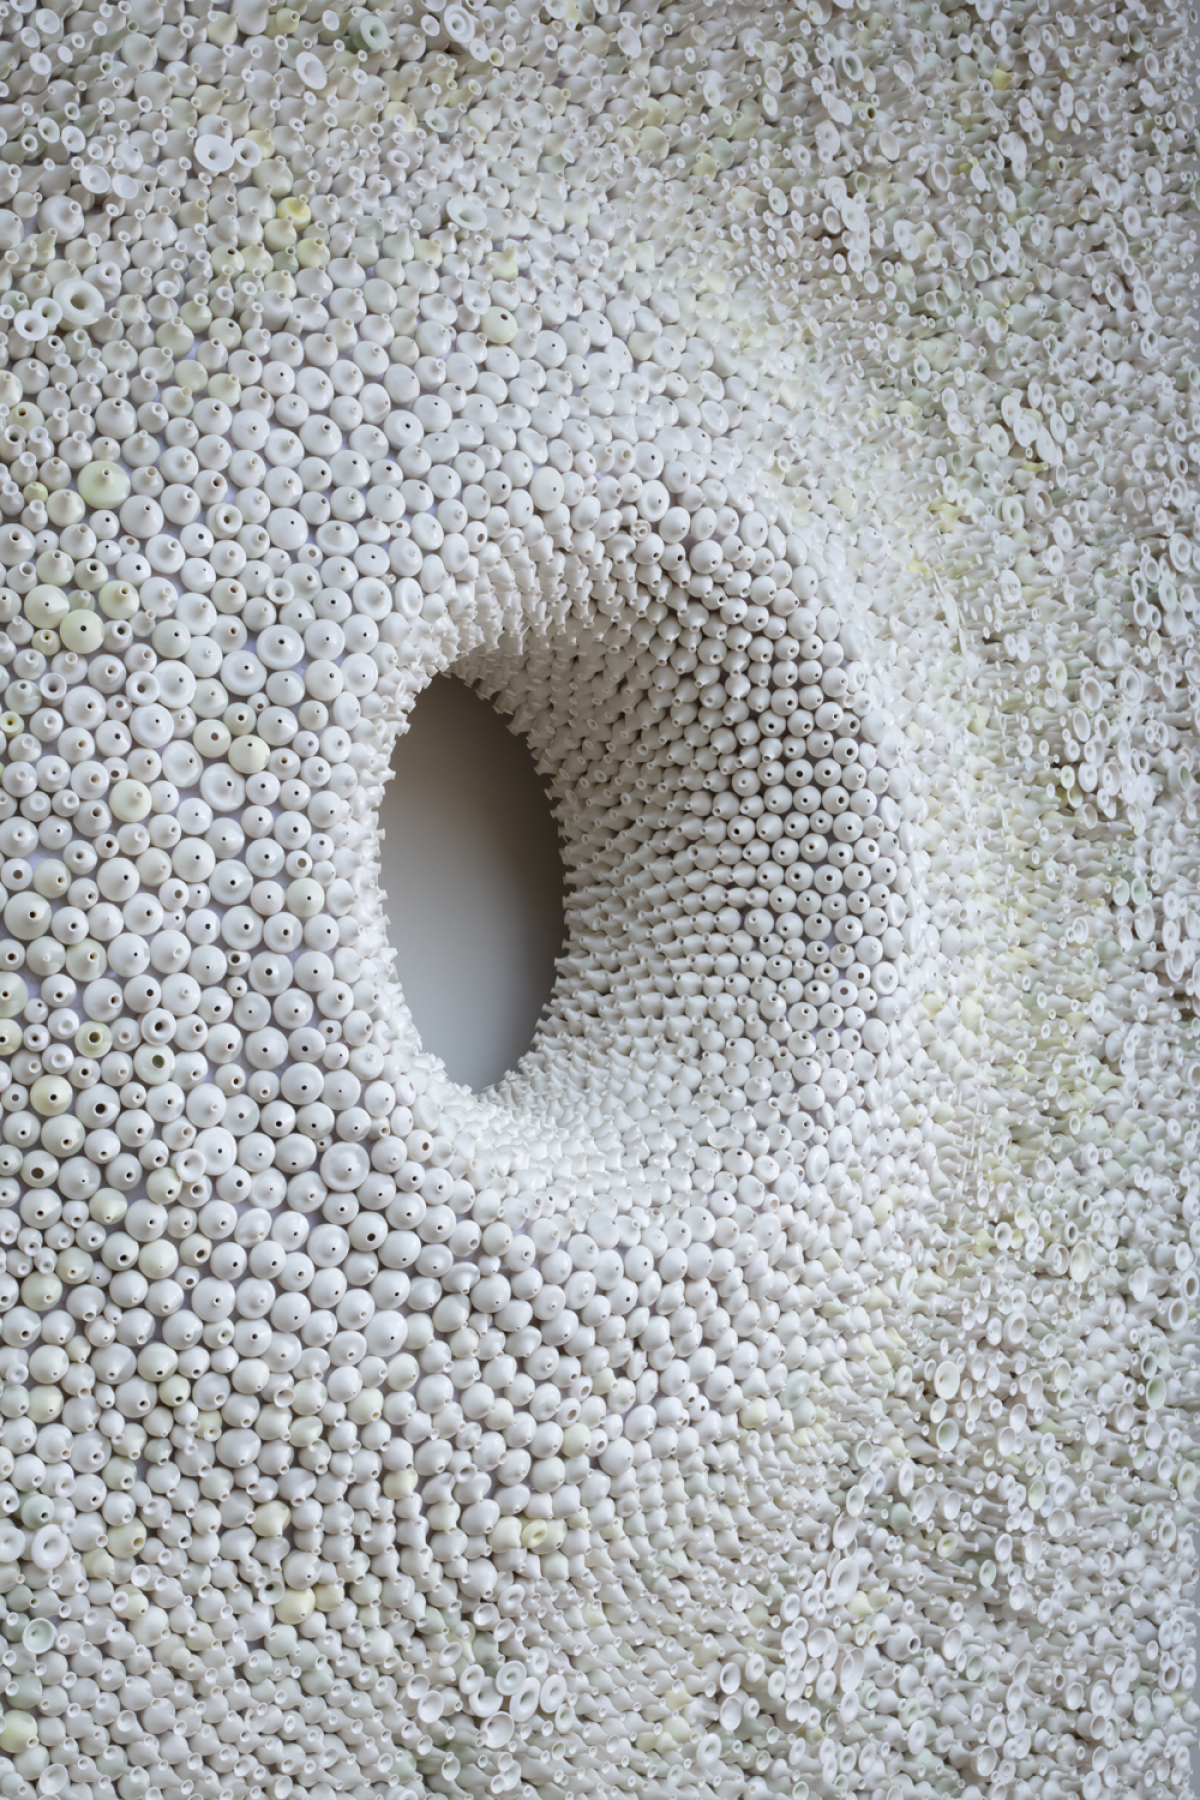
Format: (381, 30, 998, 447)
(0, 1, 1190, 1799)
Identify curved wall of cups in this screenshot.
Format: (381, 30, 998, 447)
(0, 3, 1190, 1800)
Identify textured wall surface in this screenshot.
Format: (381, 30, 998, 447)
(0, 2, 1191, 1800)
(378, 675, 564, 1092)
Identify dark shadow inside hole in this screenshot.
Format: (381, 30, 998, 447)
(378, 674, 566, 1093)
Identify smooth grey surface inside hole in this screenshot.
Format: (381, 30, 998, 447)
(379, 674, 566, 1092)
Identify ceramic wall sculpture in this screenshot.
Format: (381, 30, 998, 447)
(0, 0, 1192, 1798)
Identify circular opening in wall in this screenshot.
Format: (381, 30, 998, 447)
(378, 674, 566, 1093)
